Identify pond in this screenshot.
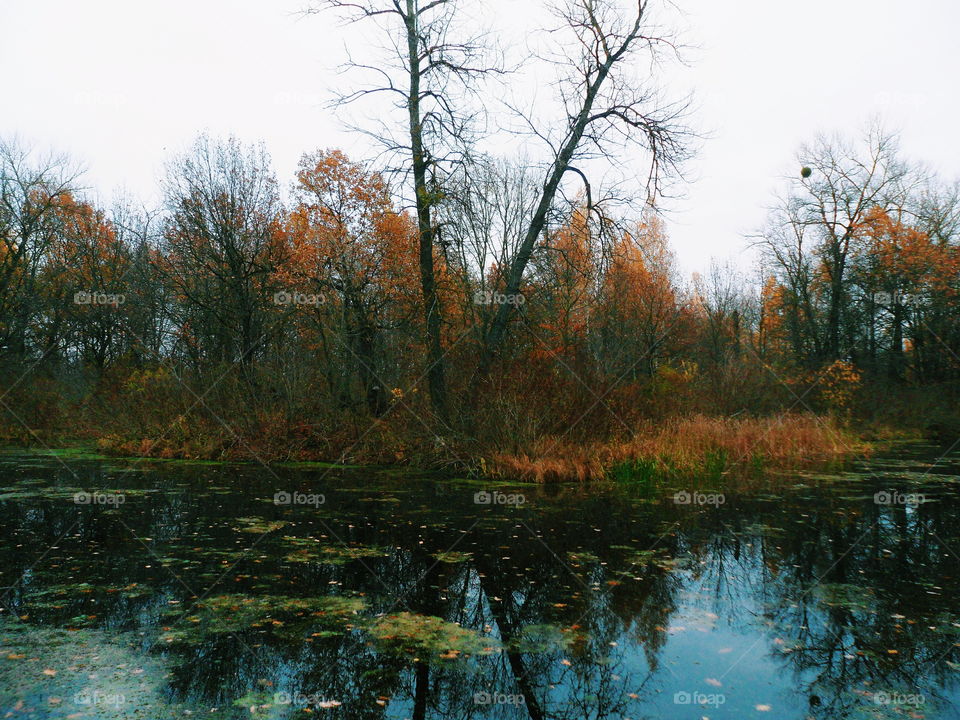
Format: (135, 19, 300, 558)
(1, 445, 959, 719)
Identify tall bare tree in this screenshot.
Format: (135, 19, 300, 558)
(313, 0, 499, 421)
(473, 0, 691, 388)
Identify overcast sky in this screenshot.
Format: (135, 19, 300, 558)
(2, 0, 958, 277)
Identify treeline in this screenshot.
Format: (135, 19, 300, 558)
(758, 127, 960, 385)
(1, 122, 958, 467)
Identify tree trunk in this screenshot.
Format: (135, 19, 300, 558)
(405, 0, 449, 422)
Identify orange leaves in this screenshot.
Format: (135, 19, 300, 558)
(818, 359, 862, 410)
(296, 149, 389, 213)
(857, 207, 941, 290)
(285, 149, 421, 322)
(45, 193, 125, 289)
(854, 206, 960, 305)
(593, 215, 678, 351)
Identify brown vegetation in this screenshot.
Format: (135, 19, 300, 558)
(1, 121, 958, 485)
(488, 413, 865, 483)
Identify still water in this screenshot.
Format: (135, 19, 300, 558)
(1, 446, 959, 719)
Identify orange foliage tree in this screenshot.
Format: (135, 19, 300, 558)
(593, 214, 681, 382)
(41, 193, 132, 367)
(285, 149, 421, 415)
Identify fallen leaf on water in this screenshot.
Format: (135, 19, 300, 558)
(755, 704, 771, 711)
(705, 678, 722, 687)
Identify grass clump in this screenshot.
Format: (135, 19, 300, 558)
(489, 413, 863, 484)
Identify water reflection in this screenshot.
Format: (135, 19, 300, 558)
(0, 449, 959, 718)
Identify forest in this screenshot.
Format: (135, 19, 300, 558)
(2, 123, 958, 481)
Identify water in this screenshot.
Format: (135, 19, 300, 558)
(1, 446, 959, 719)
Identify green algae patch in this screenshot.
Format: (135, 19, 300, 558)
(621, 548, 682, 572)
(159, 594, 366, 646)
(234, 517, 291, 534)
(160, 546, 259, 566)
(280, 536, 389, 565)
(369, 612, 501, 660)
(431, 550, 472, 563)
(0, 487, 85, 501)
(0, 619, 202, 719)
(27, 581, 152, 607)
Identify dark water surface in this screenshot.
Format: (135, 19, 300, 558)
(1, 446, 960, 719)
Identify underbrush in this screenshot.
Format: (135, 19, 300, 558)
(3, 367, 954, 485)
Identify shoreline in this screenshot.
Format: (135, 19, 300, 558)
(1, 412, 925, 485)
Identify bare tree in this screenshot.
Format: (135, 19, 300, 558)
(758, 124, 918, 363)
(473, 0, 691, 387)
(161, 135, 286, 374)
(110, 200, 170, 366)
(0, 138, 80, 360)
(437, 155, 543, 346)
(312, 0, 501, 421)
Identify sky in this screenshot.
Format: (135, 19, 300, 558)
(2, 0, 958, 277)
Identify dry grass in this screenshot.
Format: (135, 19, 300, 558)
(489, 413, 865, 484)
(6, 391, 866, 487)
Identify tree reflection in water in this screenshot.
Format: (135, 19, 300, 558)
(0, 451, 958, 718)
